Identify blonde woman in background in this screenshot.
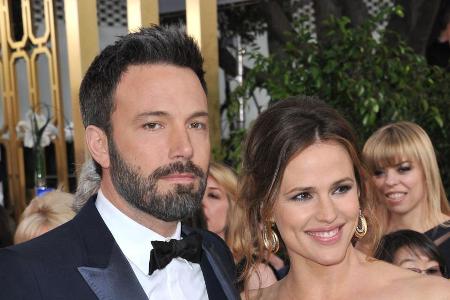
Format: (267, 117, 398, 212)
(202, 161, 280, 290)
(14, 190, 75, 244)
(363, 121, 450, 272)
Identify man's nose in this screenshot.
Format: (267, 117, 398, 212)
(169, 126, 194, 160)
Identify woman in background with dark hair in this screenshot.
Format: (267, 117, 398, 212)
(238, 96, 450, 299)
(375, 229, 448, 278)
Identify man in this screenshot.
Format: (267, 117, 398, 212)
(0, 25, 238, 300)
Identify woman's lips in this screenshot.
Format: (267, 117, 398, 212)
(306, 225, 343, 245)
(384, 191, 407, 205)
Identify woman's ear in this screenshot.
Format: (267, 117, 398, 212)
(85, 125, 110, 169)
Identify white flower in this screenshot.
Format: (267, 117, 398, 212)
(16, 120, 34, 148)
(40, 122, 58, 147)
(15, 110, 58, 148)
(64, 122, 74, 142)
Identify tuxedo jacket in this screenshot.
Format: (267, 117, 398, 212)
(0, 196, 239, 300)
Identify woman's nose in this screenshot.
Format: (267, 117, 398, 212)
(385, 170, 399, 186)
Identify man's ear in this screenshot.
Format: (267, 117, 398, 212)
(85, 125, 110, 169)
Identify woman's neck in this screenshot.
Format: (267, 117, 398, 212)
(278, 247, 364, 299)
(387, 200, 440, 233)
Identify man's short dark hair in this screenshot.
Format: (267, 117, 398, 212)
(79, 25, 206, 175)
(80, 25, 206, 131)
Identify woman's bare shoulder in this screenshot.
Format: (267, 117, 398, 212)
(245, 262, 277, 291)
(394, 274, 450, 299)
(369, 260, 450, 299)
(241, 281, 281, 300)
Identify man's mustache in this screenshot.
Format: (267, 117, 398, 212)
(151, 160, 205, 179)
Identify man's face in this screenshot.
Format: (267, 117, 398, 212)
(107, 64, 210, 221)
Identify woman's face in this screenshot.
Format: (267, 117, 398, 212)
(393, 246, 442, 277)
(273, 141, 359, 266)
(202, 176, 229, 238)
(372, 159, 427, 216)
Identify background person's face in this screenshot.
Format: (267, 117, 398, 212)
(202, 176, 229, 238)
(393, 246, 442, 277)
(273, 141, 360, 267)
(108, 64, 210, 221)
(372, 159, 427, 216)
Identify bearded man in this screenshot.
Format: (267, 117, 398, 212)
(0, 25, 238, 300)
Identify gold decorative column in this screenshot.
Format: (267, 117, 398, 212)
(127, 0, 159, 32)
(0, 0, 69, 218)
(186, 0, 221, 150)
(64, 0, 99, 170)
(0, 0, 25, 216)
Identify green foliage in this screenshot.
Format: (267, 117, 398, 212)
(224, 6, 450, 191)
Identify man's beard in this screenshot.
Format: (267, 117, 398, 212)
(108, 139, 207, 222)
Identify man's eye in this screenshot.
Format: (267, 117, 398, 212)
(189, 122, 207, 129)
(291, 192, 312, 202)
(143, 122, 163, 130)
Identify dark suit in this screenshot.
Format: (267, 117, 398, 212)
(0, 196, 239, 300)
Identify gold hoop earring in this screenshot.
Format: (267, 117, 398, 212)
(355, 210, 367, 239)
(262, 222, 279, 253)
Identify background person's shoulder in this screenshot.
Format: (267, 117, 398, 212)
(386, 270, 450, 299)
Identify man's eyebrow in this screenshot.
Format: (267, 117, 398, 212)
(134, 111, 208, 121)
(189, 111, 209, 119)
(135, 111, 169, 120)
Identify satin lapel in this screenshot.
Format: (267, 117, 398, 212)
(78, 242, 147, 300)
(74, 196, 147, 300)
(182, 226, 239, 300)
(201, 241, 239, 300)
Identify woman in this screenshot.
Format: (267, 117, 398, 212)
(375, 229, 448, 278)
(239, 96, 450, 299)
(202, 162, 279, 290)
(363, 121, 450, 270)
(14, 190, 75, 244)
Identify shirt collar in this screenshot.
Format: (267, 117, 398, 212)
(95, 189, 181, 275)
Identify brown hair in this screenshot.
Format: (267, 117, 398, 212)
(239, 96, 380, 290)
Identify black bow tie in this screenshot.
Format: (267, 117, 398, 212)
(148, 232, 203, 275)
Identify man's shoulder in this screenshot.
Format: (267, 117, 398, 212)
(183, 225, 229, 249)
(183, 225, 236, 269)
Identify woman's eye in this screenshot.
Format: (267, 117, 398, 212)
(398, 165, 411, 173)
(291, 192, 312, 201)
(143, 122, 163, 130)
(334, 185, 351, 194)
(208, 193, 220, 199)
(373, 169, 384, 177)
(425, 268, 440, 275)
(407, 268, 422, 274)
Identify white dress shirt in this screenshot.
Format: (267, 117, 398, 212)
(95, 190, 208, 300)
